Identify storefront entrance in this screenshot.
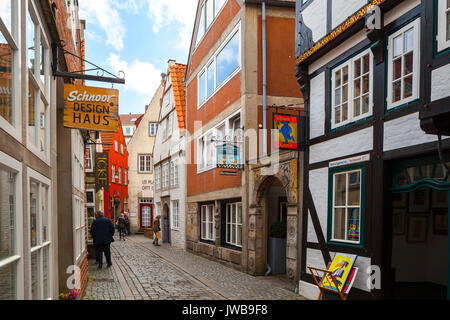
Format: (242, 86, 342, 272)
(388, 156, 449, 300)
(163, 204, 171, 244)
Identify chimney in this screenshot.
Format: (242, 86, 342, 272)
(168, 59, 176, 66)
(161, 72, 167, 85)
(145, 105, 149, 112)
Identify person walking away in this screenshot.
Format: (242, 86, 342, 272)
(152, 215, 161, 246)
(117, 213, 127, 241)
(124, 212, 131, 235)
(90, 211, 114, 269)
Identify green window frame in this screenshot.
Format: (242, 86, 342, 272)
(327, 164, 366, 248)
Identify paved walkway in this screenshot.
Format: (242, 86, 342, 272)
(82, 235, 305, 300)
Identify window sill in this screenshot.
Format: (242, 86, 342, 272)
(385, 98, 420, 114)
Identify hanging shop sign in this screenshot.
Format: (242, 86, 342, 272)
(217, 142, 243, 170)
(95, 152, 109, 192)
(273, 113, 299, 150)
(295, 0, 385, 65)
(63, 84, 119, 132)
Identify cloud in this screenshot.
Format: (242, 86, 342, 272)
(145, 0, 198, 50)
(107, 53, 163, 104)
(78, 0, 126, 50)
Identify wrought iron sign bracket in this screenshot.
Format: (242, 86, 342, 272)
(52, 41, 125, 84)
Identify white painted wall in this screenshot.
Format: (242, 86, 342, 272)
(431, 63, 450, 102)
(331, 0, 367, 30)
(310, 127, 373, 164)
(308, 167, 328, 243)
(384, 112, 450, 152)
(310, 72, 325, 139)
(302, 0, 327, 43)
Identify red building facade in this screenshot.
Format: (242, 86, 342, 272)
(101, 120, 129, 222)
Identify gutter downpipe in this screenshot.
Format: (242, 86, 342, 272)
(262, 1, 267, 156)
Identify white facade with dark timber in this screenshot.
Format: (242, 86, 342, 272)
(296, 0, 450, 299)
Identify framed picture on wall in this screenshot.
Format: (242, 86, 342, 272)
(409, 188, 430, 212)
(432, 190, 448, 209)
(433, 209, 448, 235)
(406, 214, 428, 243)
(392, 192, 407, 207)
(392, 208, 406, 235)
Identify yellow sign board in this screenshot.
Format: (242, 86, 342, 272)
(63, 84, 119, 132)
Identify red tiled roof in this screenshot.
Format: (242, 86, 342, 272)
(119, 113, 143, 125)
(169, 63, 187, 131)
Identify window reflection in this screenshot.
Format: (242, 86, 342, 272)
(0, 35, 13, 125)
(216, 31, 239, 87)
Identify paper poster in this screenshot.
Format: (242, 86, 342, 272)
(319, 253, 357, 292)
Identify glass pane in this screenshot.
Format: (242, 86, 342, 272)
(334, 173, 346, 206)
(0, 262, 16, 300)
(199, 72, 206, 104)
(396, 169, 408, 186)
(393, 80, 401, 102)
(201, 221, 206, 238)
(215, 0, 226, 15)
(41, 185, 48, 242)
(342, 84, 348, 102)
(39, 98, 46, 152)
(206, 0, 214, 28)
(421, 164, 433, 179)
(342, 103, 348, 122)
(226, 222, 230, 243)
(207, 62, 215, 97)
(362, 74, 369, 94)
(404, 52, 413, 75)
(393, 58, 402, 80)
(342, 65, 348, 84)
(0, 31, 13, 125)
(363, 54, 370, 74)
(393, 35, 402, 57)
(28, 82, 36, 145)
(237, 225, 242, 246)
(40, 40, 46, 84)
(447, 11, 450, 41)
(448, 0, 450, 8)
(30, 181, 38, 247)
(335, 87, 341, 105)
(26, 12, 36, 72)
(335, 69, 341, 87)
(407, 167, 420, 183)
(333, 208, 346, 240)
(0, 169, 15, 261)
(403, 75, 413, 98)
(0, 1, 12, 34)
(335, 106, 341, 124)
(196, 5, 205, 45)
(348, 171, 361, 206)
(238, 204, 242, 224)
(354, 78, 361, 98)
(347, 208, 360, 242)
(31, 250, 40, 300)
(362, 94, 370, 114)
(43, 245, 50, 299)
(216, 31, 239, 86)
(232, 222, 236, 244)
(404, 28, 414, 53)
(231, 204, 236, 224)
(354, 58, 361, 78)
(353, 98, 360, 117)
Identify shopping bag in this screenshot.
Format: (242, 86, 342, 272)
(156, 231, 161, 239)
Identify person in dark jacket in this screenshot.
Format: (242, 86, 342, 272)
(152, 215, 161, 246)
(90, 211, 114, 269)
(117, 213, 127, 241)
(124, 212, 131, 235)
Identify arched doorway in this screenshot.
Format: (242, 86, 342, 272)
(249, 159, 300, 282)
(163, 204, 171, 244)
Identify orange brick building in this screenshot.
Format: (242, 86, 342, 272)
(185, 0, 303, 282)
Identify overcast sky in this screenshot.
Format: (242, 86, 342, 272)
(78, 0, 198, 115)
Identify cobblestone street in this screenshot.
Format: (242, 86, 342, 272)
(82, 235, 305, 300)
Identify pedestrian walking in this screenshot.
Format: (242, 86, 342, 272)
(152, 215, 161, 246)
(124, 212, 131, 235)
(117, 213, 127, 241)
(90, 211, 114, 269)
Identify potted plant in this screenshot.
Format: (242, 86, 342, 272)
(267, 221, 287, 275)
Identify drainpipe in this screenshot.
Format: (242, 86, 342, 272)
(262, 1, 267, 156)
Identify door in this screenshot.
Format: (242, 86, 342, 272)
(140, 204, 153, 229)
(163, 204, 171, 243)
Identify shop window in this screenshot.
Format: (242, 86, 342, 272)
(437, 0, 450, 52)
(226, 202, 242, 247)
(201, 204, 215, 241)
(387, 19, 420, 110)
(329, 167, 364, 245)
(331, 50, 373, 129)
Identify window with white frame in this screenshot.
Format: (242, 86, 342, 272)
(73, 130, 84, 190)
(387, 19, 420, 109)
(162, 162, 169, 189)
(125, 127, 131, 135)
(86, 189, 95, 242)
(73, 196, 86, 263)
(139, 154, 152, 173)
(124, 169, 128, 185)
(226, 202, 242, 247)
(118, 167, 122, 185)
(331, 169, 362, 244)
(161, 118, 167, 140)
(201, 204, 215, 241)
(198, 133, 214, 171)
(331, 50, 373, 128)
(27, 2, 50, 156)
(198, 24, 240, 108)
(0, 0, 21, 139)
(120, 144, 124, 155)
(85, 145, 93, 173)
(170, 159, 178, 186)
(168, 112, 173, 137)
(155, 166, 161, 190)
(171, 201, 179, 229)
(114, 140, 118, 152)
(437, 0, 450, 52)
(29, 172, 51, 300)
(0, 151, 23, 300)
(149, 123, 158, 136)
(111, 165, 115, 183)
(195, 0, 228, 47)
